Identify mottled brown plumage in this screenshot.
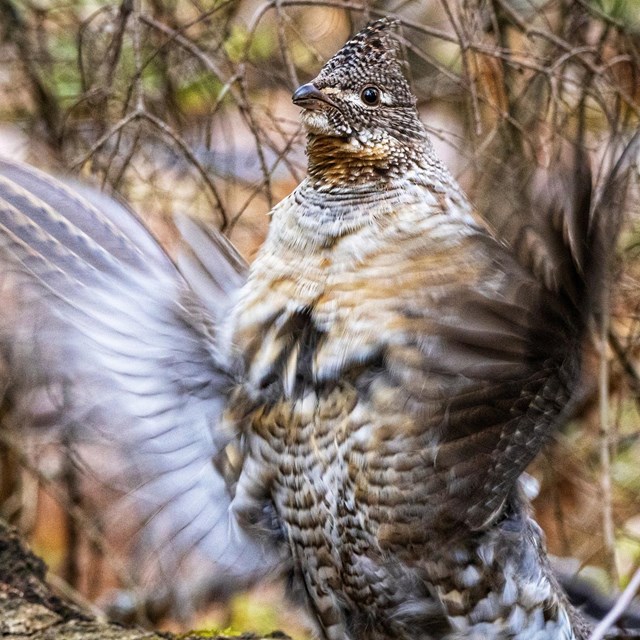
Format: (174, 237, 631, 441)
(0, 17, 634, 640)
(225, 19, 596, 639)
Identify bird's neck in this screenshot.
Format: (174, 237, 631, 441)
(305, 132, 430, 186)
(280, 132, 471, 245)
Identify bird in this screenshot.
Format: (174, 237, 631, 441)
(0, 16, 635, 640)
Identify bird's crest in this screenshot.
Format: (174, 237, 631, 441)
(312, 18, 414, 108)
(320, 18, 400, 74)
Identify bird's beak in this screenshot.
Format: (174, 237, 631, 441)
(292, 83, 336, 110)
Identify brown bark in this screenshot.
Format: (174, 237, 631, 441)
(0, 518, 290, 640)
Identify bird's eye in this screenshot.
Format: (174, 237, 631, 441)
(361, 86, 381, 106)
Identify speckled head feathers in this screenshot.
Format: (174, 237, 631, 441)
(313, 18, 414, 107)
(294, 18, 427, 151)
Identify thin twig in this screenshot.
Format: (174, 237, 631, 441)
(590, 565, 640, 640)
(274, 0, 299, 88)
(439, 0, 482, 137)
(71, 110, 140, 169)
(0, 430, 136, 595)
(609, 329, 640, 394)
(598, 308, 618, 584)
(140, 111, 229, 229)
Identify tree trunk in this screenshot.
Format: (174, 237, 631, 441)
(0, 518, 290, 640)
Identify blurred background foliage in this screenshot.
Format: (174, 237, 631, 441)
(0, 0, 640, 637)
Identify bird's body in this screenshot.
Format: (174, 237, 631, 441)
(228, 199, 584, 638)
(227, 163, 476, 635)
(214, 24, 589, 637)
(221, 88, 581, 640)
(0, 17, 631, 640)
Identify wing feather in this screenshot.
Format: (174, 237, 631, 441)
(0, 159, 281, 613)
(375, 138, 637, 531)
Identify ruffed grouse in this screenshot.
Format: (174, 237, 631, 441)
(0, 17, 631, 640)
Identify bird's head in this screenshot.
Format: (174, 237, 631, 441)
(292, 19, 427, 148)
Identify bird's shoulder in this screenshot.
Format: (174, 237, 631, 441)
(228, 170, 541, 401)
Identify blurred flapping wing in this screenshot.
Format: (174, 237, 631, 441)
(0, 159, 280, 612)
(433, 136, 638, 529)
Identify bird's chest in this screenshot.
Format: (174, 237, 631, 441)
(226, 223, 456, 537)
(252, 383, 376, 564)
(246, 378, 416, 635)
(228, 220, 438, 401)
(225, 216, 493, 635)
(232, 270, 385, 557)
(226, 244, 416, 616)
